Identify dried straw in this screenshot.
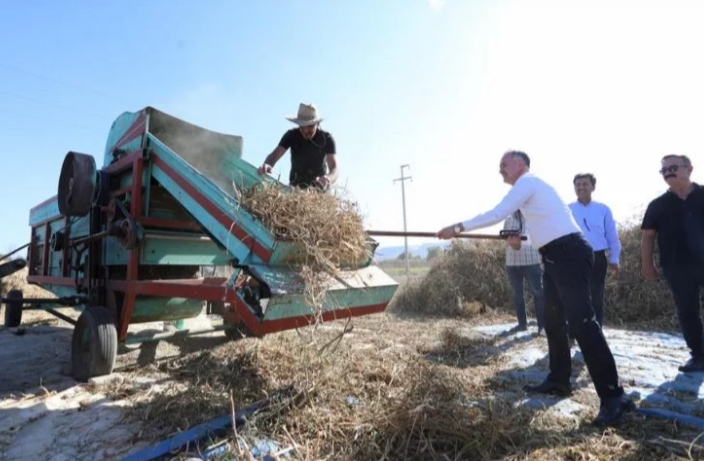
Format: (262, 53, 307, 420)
(391, 221, 681, 332)
(236, 182, 372, 318)
(238, 182, 371, 271)
(108, 315, 704, 460)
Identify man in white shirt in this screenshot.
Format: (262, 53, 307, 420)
(436, 150, 634, 427)
(502, 211, 545, 334)
(569, 173, 622, 327)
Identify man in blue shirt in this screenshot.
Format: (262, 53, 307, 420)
(569, 173, 622, 327)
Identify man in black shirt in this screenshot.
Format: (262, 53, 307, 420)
(258, 103, 338, 190)
(642, 154, 704, 372)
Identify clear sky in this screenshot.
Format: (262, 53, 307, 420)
(1, 0, 703, 254)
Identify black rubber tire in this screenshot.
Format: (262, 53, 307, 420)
(3, 289, 23, 328)
(57, 152, 97, 217)
(71, 306, 118, 382)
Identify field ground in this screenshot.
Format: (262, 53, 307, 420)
(2, 298, 704, 460)
(378, 261, 431, 286)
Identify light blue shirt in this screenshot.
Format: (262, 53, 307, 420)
(568, 200, 622, 264)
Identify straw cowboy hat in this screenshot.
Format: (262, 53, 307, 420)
(285, 103, 323, 126)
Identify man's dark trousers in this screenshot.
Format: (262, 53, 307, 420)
(540, 232, 624, 401)
(591, 250, 608, 327)
(662, 264, 704, 359)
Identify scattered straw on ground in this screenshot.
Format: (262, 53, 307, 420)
(102, 314, 704, 461)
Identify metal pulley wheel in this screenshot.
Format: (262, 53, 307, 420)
(117, 218, 139, 249)
(57, 152, 97, 217)
(50, 231, 65, 251)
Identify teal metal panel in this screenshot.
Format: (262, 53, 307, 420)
(140, 235, 231, 265)
(103, 110, 143, 166)
(131, 297, 204, 323)
(150, 165, 262, 265)
(69, 215, 91, 237)
(246, 264, 398, 321)
(29, 199, 60, 226)
(104, 233, 231, 266)
(103, 236, 123, 265)
(146, 134, 276, 250)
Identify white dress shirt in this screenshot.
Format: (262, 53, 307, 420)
(568, 200, 622, 264)
(460, 172, 582, 250)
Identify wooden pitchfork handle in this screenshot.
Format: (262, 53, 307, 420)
(365, 230, 527, 240)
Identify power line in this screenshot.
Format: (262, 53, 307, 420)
(0, 106, 104, 133)
(0, 89, 112, 119)
(0, 63, 111, 98)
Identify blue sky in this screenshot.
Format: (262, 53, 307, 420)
(1, 0, 704, 254)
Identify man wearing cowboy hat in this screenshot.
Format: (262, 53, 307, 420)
(258, 103, 338, 191)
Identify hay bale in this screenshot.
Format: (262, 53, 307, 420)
(604, 226, 678, 329)
(1, 267, 54, 298)
(389, 239, 511, 318)
(391, 223, 680, 331)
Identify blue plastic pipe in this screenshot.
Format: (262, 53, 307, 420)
(636, 408, 704, 430)
(117, 400, 264, 461)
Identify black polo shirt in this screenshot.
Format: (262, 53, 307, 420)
(641, 183, 704, 268)
(278, 127, 336, 188)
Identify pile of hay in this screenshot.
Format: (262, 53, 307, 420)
(107, 317, 703, 460)
(0, 267, 53, 297)
(390, 239, 512, 318)
(238, 182, 371, 270)
(237, 182, 372, 314)
(391, 222, 680, 331)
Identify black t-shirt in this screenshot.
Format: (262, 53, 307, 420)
(641, 183, 704, 268)
(278, 128, 336, 187)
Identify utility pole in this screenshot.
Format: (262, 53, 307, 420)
(393, 164, 412, 278)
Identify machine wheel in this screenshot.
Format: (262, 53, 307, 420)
(71, 306, 118, 382)
(3, 289, 23, 328)
(58, 152, 97, 217)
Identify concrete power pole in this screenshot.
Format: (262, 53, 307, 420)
(393, 164, 412, 278)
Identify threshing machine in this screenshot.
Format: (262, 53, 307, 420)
(4, 107, 398, 382)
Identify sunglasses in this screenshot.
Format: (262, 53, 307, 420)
(659, 164, 687, 175)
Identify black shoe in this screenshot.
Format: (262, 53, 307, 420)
(678, 356, 704, 372)
(592, 394, 635, 427)
(523, 379, 572, 397)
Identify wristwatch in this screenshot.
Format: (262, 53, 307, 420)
(454, 223, 464, 234)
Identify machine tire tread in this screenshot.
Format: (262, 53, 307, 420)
(71, 306, 118, 382)
(3, 289, 23, 328)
